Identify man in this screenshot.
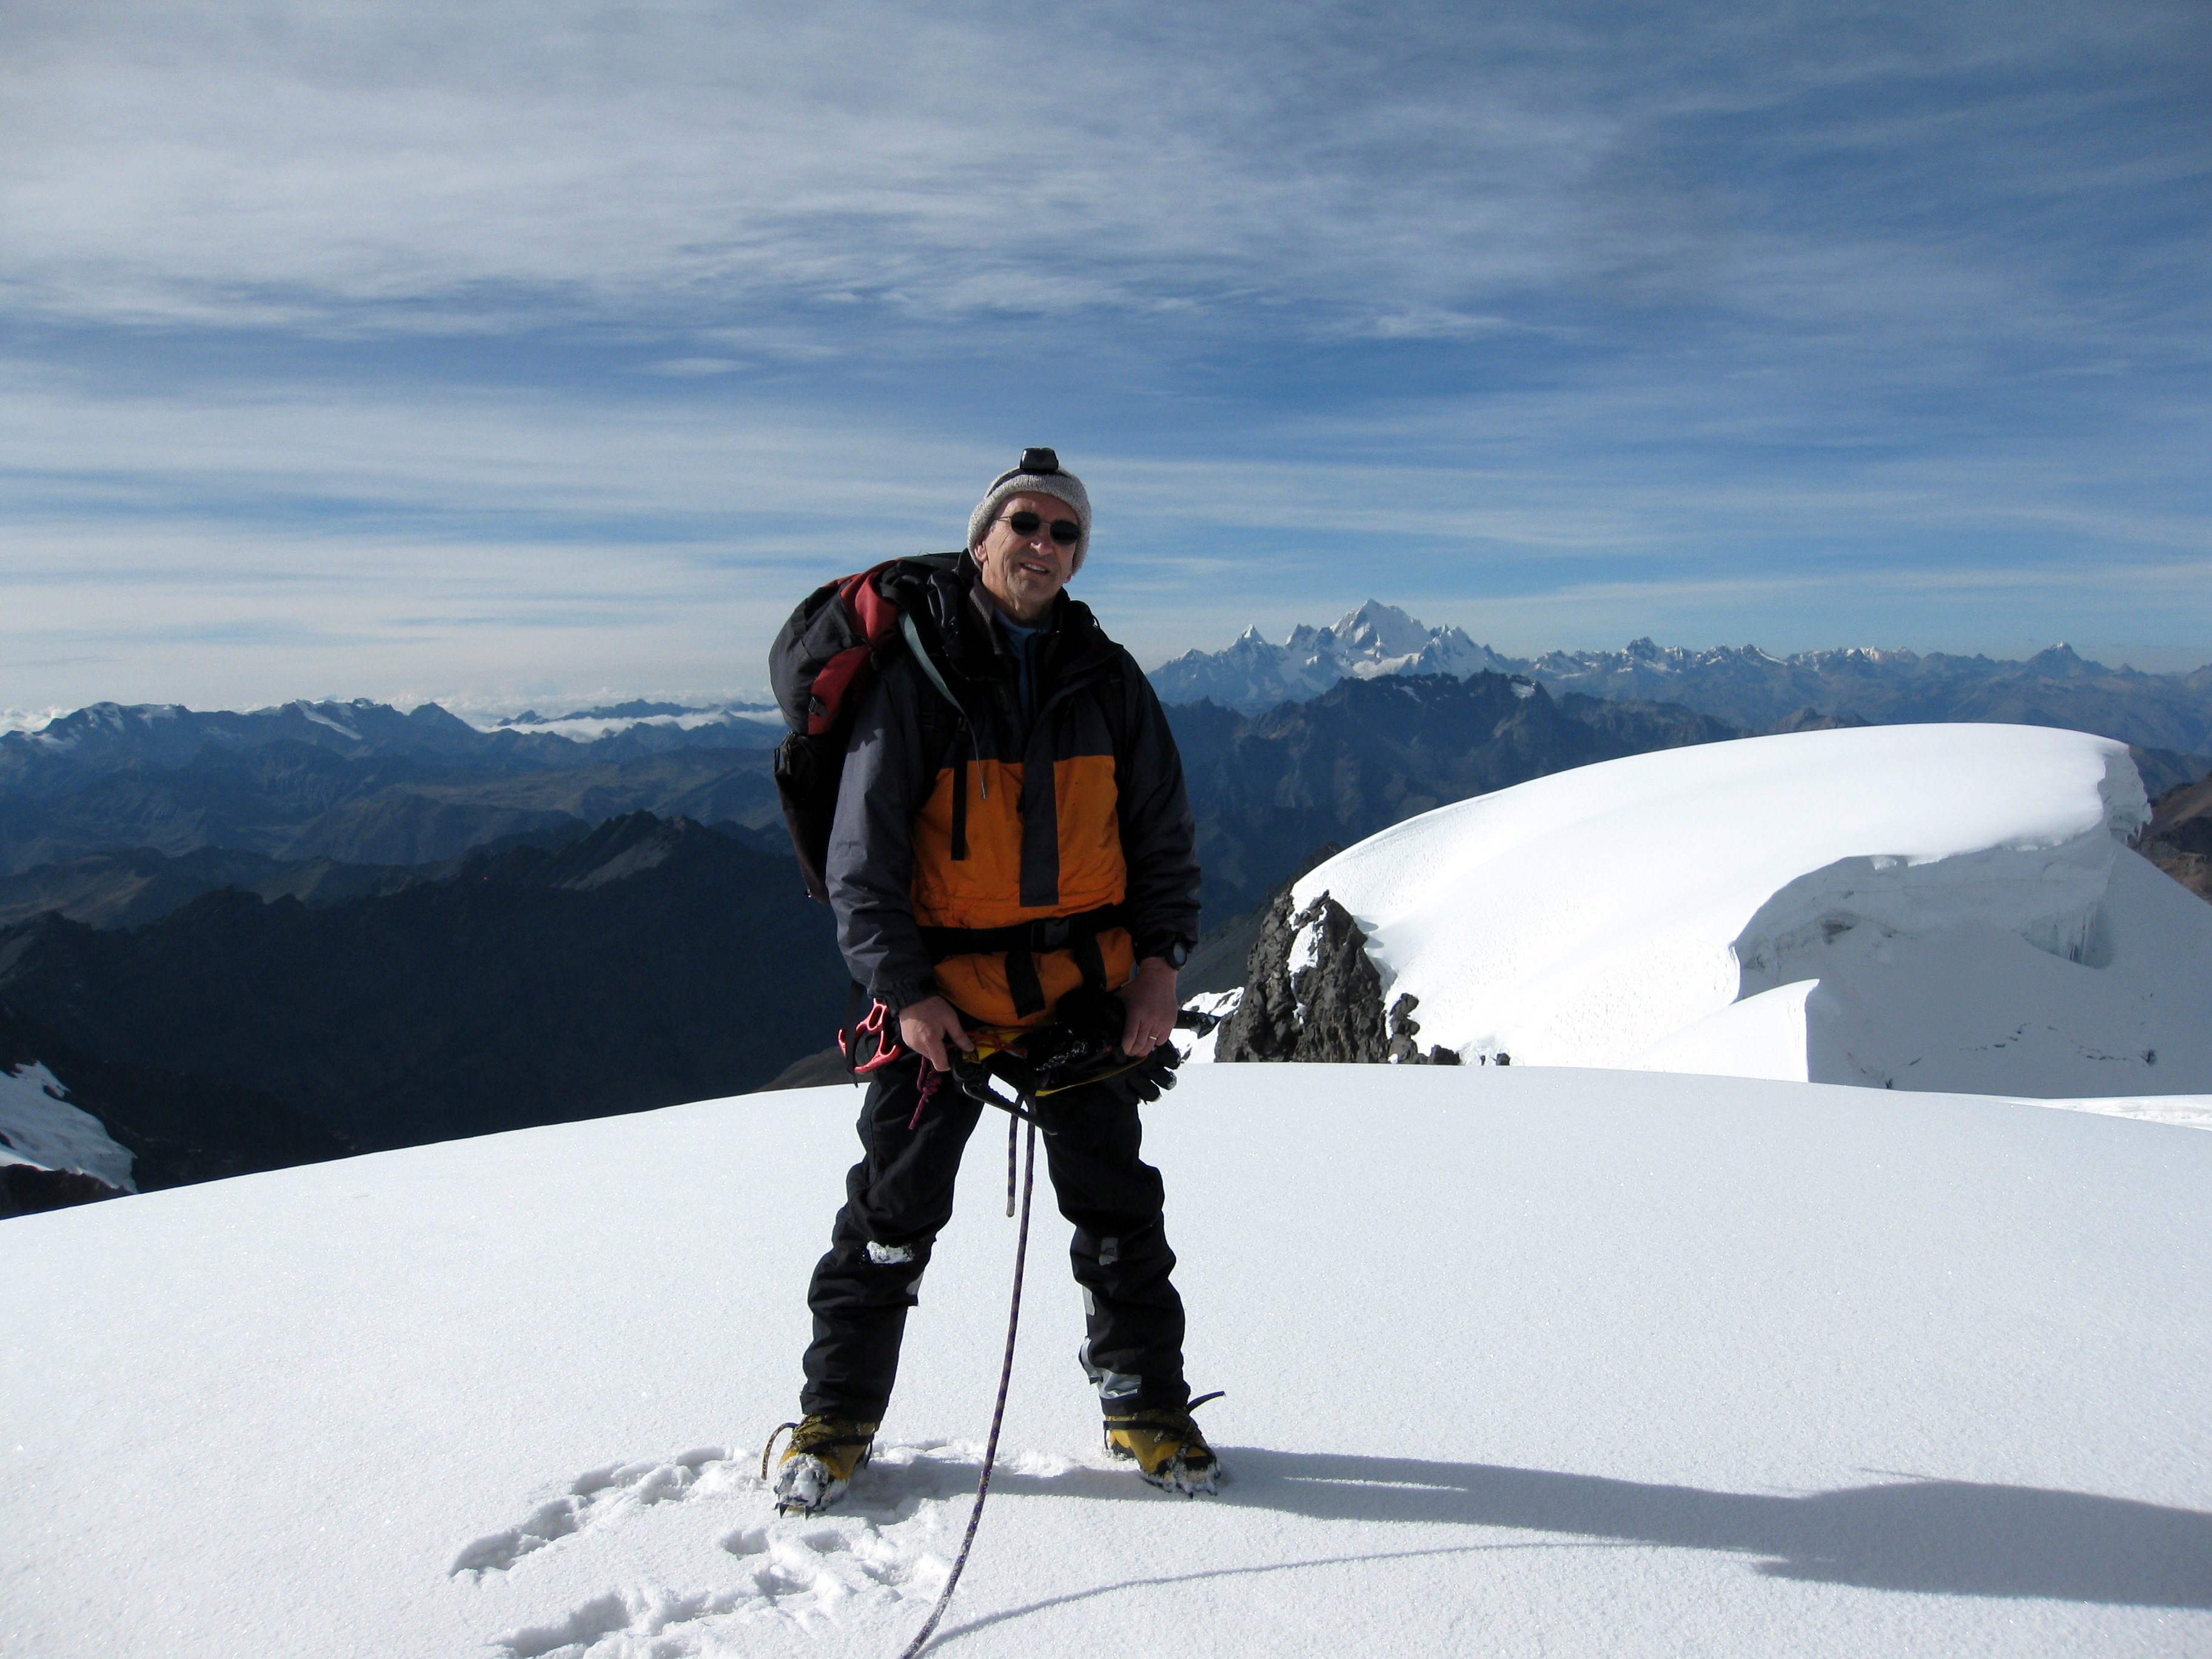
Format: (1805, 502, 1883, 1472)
(772, 449, 1210, 1515)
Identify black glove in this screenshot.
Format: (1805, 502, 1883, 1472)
(1095, 1041, 1180, 1107)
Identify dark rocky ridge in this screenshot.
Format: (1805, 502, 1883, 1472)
(0, 823, 605, 930)
(2139, 768, 2212, 904)
(0, 737, 783, 878)
(0, 813, 845, 1155)
(2, 998, 357, 1198)
(0, 844, 295, 930)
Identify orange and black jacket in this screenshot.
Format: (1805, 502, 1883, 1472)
(825, 555, 1200, 1029)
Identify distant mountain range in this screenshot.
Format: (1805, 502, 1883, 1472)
(0, 669, 1781, 1200)
(1169, 670, 1760, 917)
(7, 646, 2210, 1212)
(0, 698, 785, 877)
(8, 696, 782, 763)
(9, 663, 2204, 932)
(1150, 602, 2212, 759)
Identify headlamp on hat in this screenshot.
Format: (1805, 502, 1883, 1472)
(968, 448, 1093, 571)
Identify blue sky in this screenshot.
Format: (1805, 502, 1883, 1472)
(3, 0, 2207, 717)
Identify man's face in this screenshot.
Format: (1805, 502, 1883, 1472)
(973, 491, 1079, 625)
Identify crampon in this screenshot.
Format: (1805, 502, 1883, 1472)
(1104, 1391, 1225, 1496)
(761, 1416, 877, 1517)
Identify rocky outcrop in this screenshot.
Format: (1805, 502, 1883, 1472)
(1212, 868, 1470, 1067)
(1386, 993, 1460, 1067)
(2140, 768, 2212, 904)
(1215, 888, 1387, 1063)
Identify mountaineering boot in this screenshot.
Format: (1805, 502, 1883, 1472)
(768, 1415, 878, 1515)
(1103, 1398, 1221, 1496)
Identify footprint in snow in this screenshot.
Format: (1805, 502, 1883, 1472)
(449, 1446, 732, 1577)
(474, 1440, 1093, 1655)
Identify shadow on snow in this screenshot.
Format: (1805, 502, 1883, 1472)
(904, 1446, 2211, 1631)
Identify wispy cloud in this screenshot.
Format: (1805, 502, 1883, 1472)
(2, 0, 2205, 707)
(642, 358, 746, 378)
(14, 1, 2194, 343)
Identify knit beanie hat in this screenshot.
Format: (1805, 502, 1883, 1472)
(967, 447, 1093, 572)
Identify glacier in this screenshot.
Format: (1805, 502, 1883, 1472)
(1274, 722, 2212, 1101)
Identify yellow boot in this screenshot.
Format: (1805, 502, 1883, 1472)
(1104, 1395, 1222, 1496)
(766, 1415, 878, 1515)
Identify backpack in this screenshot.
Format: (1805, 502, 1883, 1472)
(768, 553, 964, 901)
(767, 551, 1130, 905)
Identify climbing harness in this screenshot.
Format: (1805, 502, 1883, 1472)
(797, 1006, 1190, 1655)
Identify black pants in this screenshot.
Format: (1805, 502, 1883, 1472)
(800, 1053, 1189, 1422)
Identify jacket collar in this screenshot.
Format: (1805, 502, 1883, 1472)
(943, 554, 1117, 684)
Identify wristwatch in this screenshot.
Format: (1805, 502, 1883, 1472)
(1159, 939, 1192, 970)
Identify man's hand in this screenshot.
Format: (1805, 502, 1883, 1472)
(899, 995, 974, 1073)
(1119, 957, 1181, 1057)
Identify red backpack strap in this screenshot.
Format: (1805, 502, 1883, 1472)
(805, 646, 873, 736)
(847, 566, 902, 648)
(793, 561, 906, 737)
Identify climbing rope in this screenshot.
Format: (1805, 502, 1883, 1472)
(894, 1101, 1039, 1659)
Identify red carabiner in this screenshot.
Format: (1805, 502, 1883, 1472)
(850, 1000, 907, 1074)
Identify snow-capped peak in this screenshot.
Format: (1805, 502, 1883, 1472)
(1329, 600, 1433, 661)
(1150, 603, 1523, 709)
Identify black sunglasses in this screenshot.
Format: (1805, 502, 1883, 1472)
(1000, 511, 1081, 546)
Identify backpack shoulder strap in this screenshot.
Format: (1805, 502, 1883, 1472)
(1101, 652, 1130, 759)
(898, 610, 972, 726)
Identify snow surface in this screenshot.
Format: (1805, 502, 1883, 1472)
(1284, 723, 2212, 1098)
(0, 1062, 136, 1191)
(2026, 1093, 2212, 1131)
(4, 1067, 2208, 1657)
